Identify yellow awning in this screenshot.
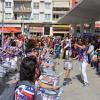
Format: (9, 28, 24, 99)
(52, 25, 71, 28)
(53, 31, 69, 34)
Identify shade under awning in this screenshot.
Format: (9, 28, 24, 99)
(58, 0, 100, 24)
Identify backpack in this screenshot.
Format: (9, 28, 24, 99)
(0, 81, 35, 100)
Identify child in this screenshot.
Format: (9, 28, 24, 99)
(54, 43, 61, 58)
(63, 47, 73, 85)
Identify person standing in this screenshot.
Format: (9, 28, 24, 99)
(87, 42, 94, 66)
(74, 40, 89, 87)
(54, 40, 61, 58)
(63, 46, 73, 85)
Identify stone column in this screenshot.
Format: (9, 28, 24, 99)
(50, 26, 53, 36)
(80, 23, 84, 36)
(70, 24, 77, 36)
(90, 20, 95, 34)
(80, 24, 84, 34)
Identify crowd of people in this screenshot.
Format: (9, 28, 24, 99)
(0, 33, 100, 100)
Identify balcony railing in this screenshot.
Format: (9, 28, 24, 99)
(14, 8, 32, 13)
(14, 0, 32, 2)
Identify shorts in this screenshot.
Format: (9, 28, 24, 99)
(64, 61, 72, 70)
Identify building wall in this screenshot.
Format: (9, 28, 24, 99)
(0, 0, 53, 23)
(0, 0, 2, 21)
(4, 0, 13, 20)
(70, 0, 76, 8)
(52, 0, 70, 36)
(53, 0, 70, 8)
(32, 0, 53, 23)
(0, 0, 72, 36)
(13, 0, 32, 21)
(53, 0, 70, 23)
(70, 0, 81, 8)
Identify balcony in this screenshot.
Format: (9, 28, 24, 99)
(14, 0, 32, 2)
(14, 8, 32, 13)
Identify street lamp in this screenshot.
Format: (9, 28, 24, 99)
(1, 0, 5, 48)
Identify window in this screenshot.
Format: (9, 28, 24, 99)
(5, 13, 11, 19)
(53, 14, 59, 20)
(45, 14, 51, 20)
(53, 7, 69, 11)
(33, 2, 39, 9)
(33, 13, 39, 20)
(44, 27, 50, 35)
(40, 0, 44, 3)
(40, 13, 44, 20)
(5, 2, 11, 8)
(45, 2, 51, 9)
(23, 14, 30, 20)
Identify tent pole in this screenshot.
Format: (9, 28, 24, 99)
(1, 0, 5, 48)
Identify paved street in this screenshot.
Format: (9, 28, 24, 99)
(56, 59, 100, 100)
(0, 58, 100, 100)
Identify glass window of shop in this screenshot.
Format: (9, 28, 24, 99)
(44, 27, 50, 35)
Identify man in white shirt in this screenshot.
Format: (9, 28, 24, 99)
(87, 42, 94, 66)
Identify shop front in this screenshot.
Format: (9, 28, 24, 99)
(30, 27, 44, 36)
(52, 24, 70, 37)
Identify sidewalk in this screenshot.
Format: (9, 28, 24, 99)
(56, 59, 100, 100)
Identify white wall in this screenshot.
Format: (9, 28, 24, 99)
(44, 0, 53, 22)
(50, 27, 53, 36)
(0, 1, 2, 21)
(53, 0, 70, 8)
(4, 0, 14, 19)
(0, 0, 53, 28)
(32, 0, 53, 22)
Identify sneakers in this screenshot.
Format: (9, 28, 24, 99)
(83, 82, 89, 87)
(63, 78, 72, 86)
(63, 78, 68, 86)
(63, 81, 69, 86)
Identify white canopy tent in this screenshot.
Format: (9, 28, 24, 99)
(58, 0, 100, 24)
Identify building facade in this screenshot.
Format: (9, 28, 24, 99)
(53, 0, 70, 23)
(70, 0, 80, 8)
(52, 0, 70, 36)
(0, 0, 53, 35)
(4, 0, 13, 20)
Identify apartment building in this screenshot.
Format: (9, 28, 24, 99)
(31, 0, 53, 35)
(53, 0, 70, 23)
(70, 0, 80, 8)
(0, 0, 13, 26)
(0, 0, 53, 35)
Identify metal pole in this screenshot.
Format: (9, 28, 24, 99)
(1, 0, 5, 48)
(22, 3, 24, 35)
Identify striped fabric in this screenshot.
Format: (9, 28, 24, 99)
(15, 85, 35, 100)
(42, 93, 57, 100)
